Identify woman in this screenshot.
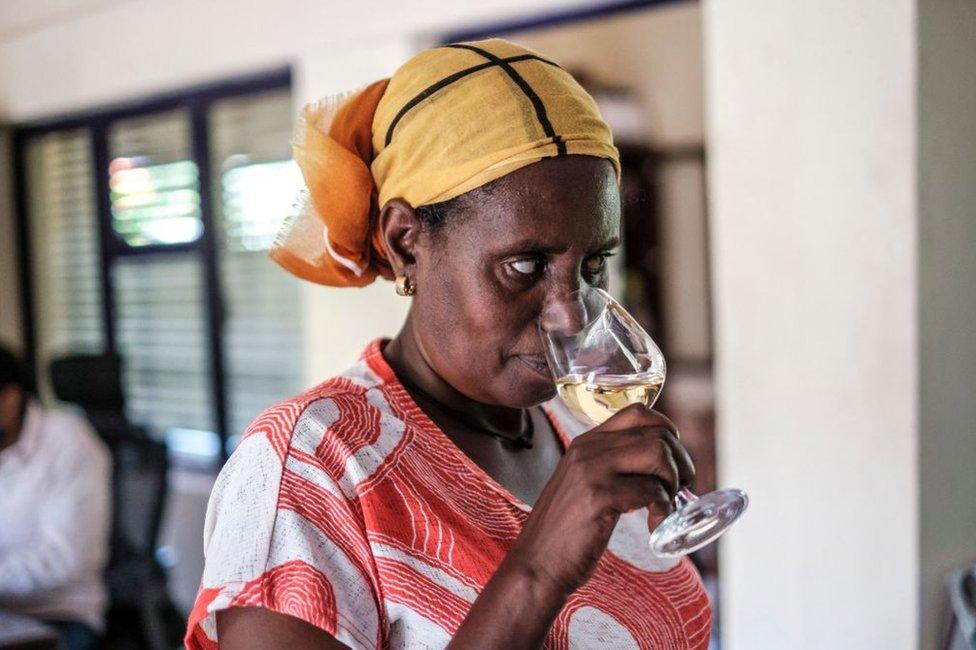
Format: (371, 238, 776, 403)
(186, 38, 710, 649)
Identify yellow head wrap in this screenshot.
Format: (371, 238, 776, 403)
(270, 38, 621, 287)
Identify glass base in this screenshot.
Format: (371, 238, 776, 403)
(648, 488, 749, 558)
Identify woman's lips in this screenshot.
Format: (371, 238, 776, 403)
(517, 354, 552, 379)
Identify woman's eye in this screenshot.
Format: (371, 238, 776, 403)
(583, 254, 611, 275)
(509, 258, 544, 276)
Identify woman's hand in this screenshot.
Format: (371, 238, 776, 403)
(503, 403, 695, 598)
(447, 403, 694, 649)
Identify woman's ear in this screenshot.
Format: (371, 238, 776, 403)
(378, 198, 423, 277)
(0, 385, 23, 432)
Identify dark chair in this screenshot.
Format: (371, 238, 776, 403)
(944, 564, 976, 650)
(49, 353, 183, 650)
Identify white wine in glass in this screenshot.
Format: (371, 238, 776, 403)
(540, 287, 748, 558)
(555, 372, 665, 425)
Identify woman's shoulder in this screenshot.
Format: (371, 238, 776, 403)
(239, 380, 377, 465)
(237, 344, 395, 467)
(192, 352, 396, 645)
(203, 368, 381, 531)
(191, 361, 391, 650)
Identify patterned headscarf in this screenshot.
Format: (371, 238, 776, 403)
(270, 38, 620, 287)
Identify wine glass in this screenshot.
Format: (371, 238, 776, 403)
(540, 286, 748, 558)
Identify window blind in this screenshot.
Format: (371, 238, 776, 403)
(112, 253, 215, 435)
(210, 90, 306, 441)
(108, 111, 214, 438)
(25, 130, 105, 395)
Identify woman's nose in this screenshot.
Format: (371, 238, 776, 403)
(539, 287, 587, 336)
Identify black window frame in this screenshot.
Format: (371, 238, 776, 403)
(12, 66, 292, 458)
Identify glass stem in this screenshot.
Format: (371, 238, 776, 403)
(674, 488, 698, 510)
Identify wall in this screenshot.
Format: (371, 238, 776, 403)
(704, 1, 919, 648)
(916, 0, 976, 645)
(0, 0, 579, 120)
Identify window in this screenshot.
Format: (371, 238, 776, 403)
(15, 70, 303, 459)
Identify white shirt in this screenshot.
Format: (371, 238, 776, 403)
(0, 401, 111, 631)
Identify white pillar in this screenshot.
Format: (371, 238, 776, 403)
(704, 2, 920, 647)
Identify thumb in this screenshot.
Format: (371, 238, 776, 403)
(646, 497, 674, 532)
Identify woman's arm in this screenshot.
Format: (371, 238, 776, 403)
(446, 557, 566, 648)
(213, 565, 563, 650)
(217, 607, 351, 650)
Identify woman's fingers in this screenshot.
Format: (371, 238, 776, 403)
(611, 474, 673, 515)
(598, 402, 660, 432)
(507, 405, 693, 601)
(655, 429, 695, 488)
(581, 427, 686, 496)
(592, 405, 696, 489)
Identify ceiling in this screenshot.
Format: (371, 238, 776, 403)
(0, 0, 134, 43)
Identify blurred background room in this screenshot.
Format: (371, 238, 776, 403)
(0, 1, 973, 648)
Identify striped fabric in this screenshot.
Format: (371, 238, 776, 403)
(186, 340, 711, 649)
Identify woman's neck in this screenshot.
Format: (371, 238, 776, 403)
(383, 316, 530, 439)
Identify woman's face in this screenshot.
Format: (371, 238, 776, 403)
(411, 156, 621, 408)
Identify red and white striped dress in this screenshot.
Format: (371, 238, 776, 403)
(186, 340, 711, 649)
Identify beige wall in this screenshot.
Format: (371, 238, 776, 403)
(917, 0, 976, 645)
(0, 129, 23, 352)
(658, 159, 710, 361)
(704, 1, 919, 647)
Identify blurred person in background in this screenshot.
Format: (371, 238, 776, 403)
(187, 39, 709, 649)
(0, 346, 112, 650)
